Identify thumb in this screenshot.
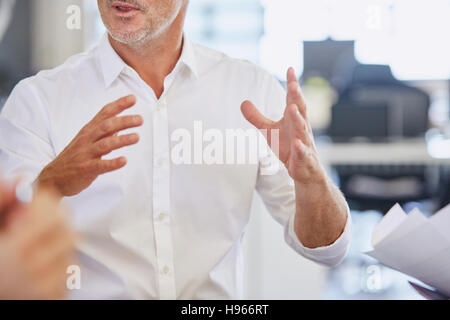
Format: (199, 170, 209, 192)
(241, 100, 274, 130)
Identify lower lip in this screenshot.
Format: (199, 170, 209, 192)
(112, 5, 140, 17)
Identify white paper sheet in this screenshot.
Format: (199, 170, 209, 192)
(371, 203, 407, 246)
(366, 203, 450, 297)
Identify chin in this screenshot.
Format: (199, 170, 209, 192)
(107, 18, 147, 38)
(108, 27, 152, 45)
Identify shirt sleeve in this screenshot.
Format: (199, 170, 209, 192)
(0, 79, 54, 200)
(254, 74, 352, 267)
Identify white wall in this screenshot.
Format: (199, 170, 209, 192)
(31, 0, 84, 70)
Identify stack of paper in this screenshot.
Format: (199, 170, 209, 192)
(366, 203, 450, 298)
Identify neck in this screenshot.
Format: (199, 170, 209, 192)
(109, 7, 186, 99)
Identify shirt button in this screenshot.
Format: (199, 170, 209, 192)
(157, 158, 164, 166)
(156, 100, 167, 111)
(158, 213, 166, 222)
(162, 266, 170, 275)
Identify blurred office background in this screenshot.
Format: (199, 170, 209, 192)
(1, 0, 449, 300)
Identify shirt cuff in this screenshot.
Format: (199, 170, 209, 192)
(284, 204, 352, 267)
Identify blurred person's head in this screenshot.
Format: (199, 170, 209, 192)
(97, 0, 188, 47)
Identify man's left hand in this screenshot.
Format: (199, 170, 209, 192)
(241, 67, 326, 185)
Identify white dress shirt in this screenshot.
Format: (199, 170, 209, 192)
(0, 34, 351, 299)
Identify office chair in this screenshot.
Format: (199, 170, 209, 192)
(327, 65, 437, 212)
(330, 64, 430, 140)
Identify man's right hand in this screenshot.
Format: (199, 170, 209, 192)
(37, 95, 143, 197)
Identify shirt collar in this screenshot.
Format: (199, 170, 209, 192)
(96, 33, 199, 88)
(96, 33, 127, 88)
(179, 35, 199, 80)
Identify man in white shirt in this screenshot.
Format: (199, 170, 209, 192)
(0, 0, 352, 299)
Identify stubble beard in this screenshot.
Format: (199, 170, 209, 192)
(103, 0, 183, 49)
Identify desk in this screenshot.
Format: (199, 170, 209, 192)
(316, 138, 450, 209)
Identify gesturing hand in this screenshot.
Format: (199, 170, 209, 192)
(37, 95, 143, 197)
(241, 68, 326, 184)
(0, 184, 76, 300)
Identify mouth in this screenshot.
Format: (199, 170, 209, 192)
(111, 1, 141, 17)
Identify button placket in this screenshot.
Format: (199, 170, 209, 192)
(152, 93, 176, 300)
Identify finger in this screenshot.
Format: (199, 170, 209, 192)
(286, 67, 307, 119)
(291, 138, 307, 160)
(18, 195, 65, 249)
(93, 95, 137, 123)
(286, 104, 311, 146)
(241, 100, 275, 130)
(93, 115, 143, 141)
(92, 133, 140, 157)
(91, 157, 127, 175)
